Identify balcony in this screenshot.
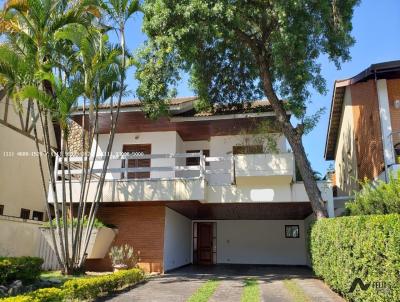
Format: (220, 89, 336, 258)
(48, 152, 299, 203)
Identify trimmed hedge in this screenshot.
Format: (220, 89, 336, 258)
(310, 214, 400, 302)
(0, 257, 43, 285)
(0, 268, 145, 302)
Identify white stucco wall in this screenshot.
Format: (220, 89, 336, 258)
(214, 220, 307, 265)
(334, 87, 358, 197)
(92, 131, 179, 179)
(0, 124, 49, 217)
(0, 217, 42, 256)
(164, 208, 192, 271)
(209, 134, 287, 185)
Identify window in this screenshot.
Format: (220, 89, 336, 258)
(32, 211, 44, 221)
(285, 225, 300, 238)
(233, 145, 263, 155)
(186, 150, 210, 166)
(121, 144, 151, 179)
(0, 205, 4, 215)
(20, 208, 30, 220)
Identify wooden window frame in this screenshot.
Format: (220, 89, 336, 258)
(32, 211, 44, 221)
(233, 145, 264, 155)
(20, 208, 30, 220)
(121, 144, 152, 179)
(285, 225, 300, 238)
(186, 149, 210, 166)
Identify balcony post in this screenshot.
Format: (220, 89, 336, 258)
(231, 155, 236, 185)
(53, 152, 59, 182)
(124, 157, 128, 179)
(199, 150, 205, 178)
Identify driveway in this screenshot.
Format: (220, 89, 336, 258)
(99, 265, 345, 302)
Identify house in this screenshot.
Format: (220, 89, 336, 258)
(0, 91, 57, 260)
(325, 60, 400, 213)
(51, 97, 333, 273)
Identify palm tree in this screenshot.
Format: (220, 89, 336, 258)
(0, 0, 140, 274)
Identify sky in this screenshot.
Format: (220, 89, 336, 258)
(119, 0, 400, 175)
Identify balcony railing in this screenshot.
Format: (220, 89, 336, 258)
(54, 152, 235, 185)
(49, 152, 298, 203)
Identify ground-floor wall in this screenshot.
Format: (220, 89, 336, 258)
(85, 205, 166, 273)
(210, 220, 307, 266)
(85, 204, 309, 273)
(164, 208, 192, 271)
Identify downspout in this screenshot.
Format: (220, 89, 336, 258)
(375, 70, 389, 183)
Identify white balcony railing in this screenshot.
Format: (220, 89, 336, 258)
(49, 152, 295, 203)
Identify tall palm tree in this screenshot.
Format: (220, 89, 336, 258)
(0, 0, 140, 274)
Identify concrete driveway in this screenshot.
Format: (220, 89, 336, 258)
(99, 265, 345, 302)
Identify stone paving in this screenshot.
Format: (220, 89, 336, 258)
(99, 265, 345, 302)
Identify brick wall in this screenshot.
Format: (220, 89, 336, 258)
(351, 80, 385, 180)
(387, 79, 400, 146)
(85, 205, 166, 273)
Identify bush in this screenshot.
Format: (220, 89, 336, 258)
(0, 257, 43, 285)
(310, 214, 400, 302)
(0, 268, 145, 302)
(346, 172, 400, 215)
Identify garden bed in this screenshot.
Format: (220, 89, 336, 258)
(0, 268, 145, 301)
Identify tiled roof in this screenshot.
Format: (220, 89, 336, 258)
(95, 96, 198, 109)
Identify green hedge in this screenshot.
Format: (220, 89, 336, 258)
(0, 268, 145, 302)
(0, 257, 43, 285)
(310, 214, 400, 302)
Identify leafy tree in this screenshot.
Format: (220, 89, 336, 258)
(136, 0, 359, 218)
(346, 172, 400, 215)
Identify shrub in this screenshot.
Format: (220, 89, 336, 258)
(0, 257, 43, 285)
(346, 171, 400, 215)
(63, 268, 145, 300)
(109, 244, 139, 269)
(42, 217, 105, 229)
(310, 214, 400, 302)
(0, 268, 145, 302)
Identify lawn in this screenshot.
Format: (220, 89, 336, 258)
(241, 278, 260, 302)
(187, 279, 220, 302)
(283, 279, 311, 302)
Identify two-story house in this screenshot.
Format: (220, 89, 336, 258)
(325, 60, 400, 213)
(51, 97, 333, 273)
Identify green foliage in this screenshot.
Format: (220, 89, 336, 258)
(310, 214, 400, 302)
(0, 257, 43, 285)
(282, 279, 310, 302)
(137, 0, 359, 122)
(346, 172, 400, 215)
(0, 269, 145, 302)
(109, 244, 139, 268)
(42, 217, 105, 229)
(62, 268, 145, 301)
(241, 278, 260, 302)
(187, 279, 219, 302)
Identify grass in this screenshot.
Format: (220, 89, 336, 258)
(283, 279, 311, 302)
(241, 278, 260, 302)
(187, 279, 220, 302)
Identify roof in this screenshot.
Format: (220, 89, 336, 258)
(325, 60, 400, 160)
(95, 96, 198, 109)
(73, 97, 277, 118)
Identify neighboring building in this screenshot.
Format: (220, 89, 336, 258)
(325, 60, 400, 212)
(0, 91, 57, 260)
(52, 97, 333, 273)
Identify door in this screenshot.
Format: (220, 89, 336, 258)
(197, 223, 214, 265)
(122, 144, 151, 179)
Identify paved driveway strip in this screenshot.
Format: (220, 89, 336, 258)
(99, 265, 345, 302)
